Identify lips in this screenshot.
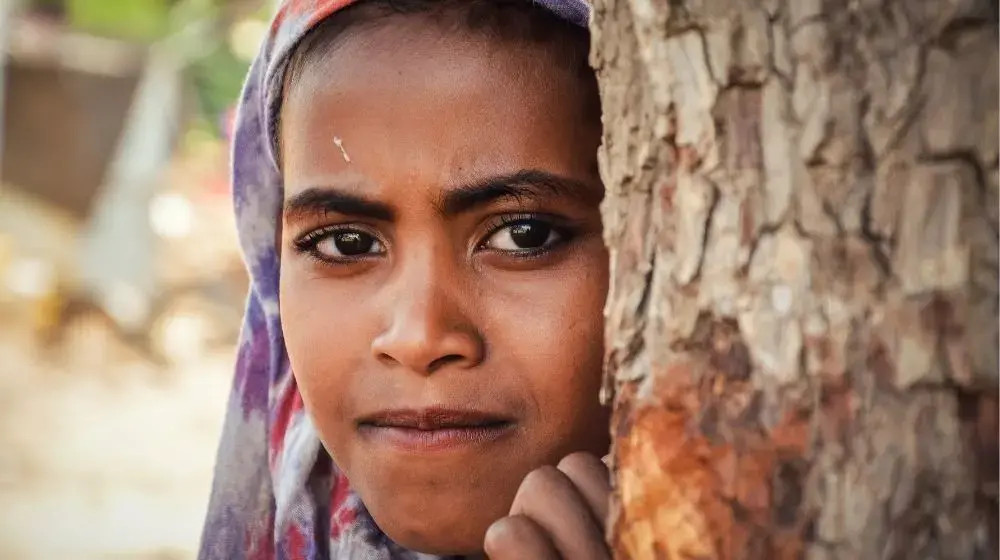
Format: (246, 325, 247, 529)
(357, 407, 512, 430)
(356, 407, 516, 452)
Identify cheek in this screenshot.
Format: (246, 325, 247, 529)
(278, 261, 374, 431)
(490, 248, 609, 430)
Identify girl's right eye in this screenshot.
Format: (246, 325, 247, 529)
(293, 227, 386, 263)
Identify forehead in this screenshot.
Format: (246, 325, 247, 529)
(279, 16, 599, 193)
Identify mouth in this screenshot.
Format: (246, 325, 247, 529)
(356, 407, 516, 452)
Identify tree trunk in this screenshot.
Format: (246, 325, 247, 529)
(590, 1, 999, 558)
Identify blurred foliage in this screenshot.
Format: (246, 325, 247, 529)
(65, 0, 172, 41)
(23, 0, 268, 137)
(189, 44, 247, 131)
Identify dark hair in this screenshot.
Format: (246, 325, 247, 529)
(276, 0, 599, 161)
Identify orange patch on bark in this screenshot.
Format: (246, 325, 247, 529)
(612, 370, 811, 560)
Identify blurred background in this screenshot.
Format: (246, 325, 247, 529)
(0, 0, 273, 557)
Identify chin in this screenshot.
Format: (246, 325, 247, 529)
(388, 532, 480, 556)
(372, 509, 489, 556)
(363, 486, 508, 556)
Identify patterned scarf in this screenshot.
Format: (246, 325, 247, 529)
(197, 1, 592, 559)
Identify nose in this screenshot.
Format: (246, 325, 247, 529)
(371, 264, 484, 376)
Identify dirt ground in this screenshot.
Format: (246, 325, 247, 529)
(0, 320, 233, 559)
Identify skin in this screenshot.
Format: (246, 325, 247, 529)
(279, 14, 610, 557)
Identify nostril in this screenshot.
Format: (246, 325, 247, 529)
(427, 354, 465, 373)
(371, 327, 485, 374)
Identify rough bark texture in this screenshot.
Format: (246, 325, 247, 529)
(591, 1, 999, 558)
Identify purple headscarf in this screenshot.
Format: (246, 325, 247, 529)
(197, 1, 592, 559)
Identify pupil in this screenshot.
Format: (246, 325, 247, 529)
(510, 221, 550, 249)
(335, 231, 374, 255)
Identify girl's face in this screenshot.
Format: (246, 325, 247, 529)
(279, 17, 608, 555)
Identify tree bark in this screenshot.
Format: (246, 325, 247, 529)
(591, 1, 999, 558)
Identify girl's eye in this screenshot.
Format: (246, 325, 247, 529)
(483, 219, 561, 252)
(295, 227, 385, 262)
(317, 230, 383, 257)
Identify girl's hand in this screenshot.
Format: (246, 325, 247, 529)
(483, 452, 611, 560)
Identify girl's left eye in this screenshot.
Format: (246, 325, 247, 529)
(482, 219, 562, 252)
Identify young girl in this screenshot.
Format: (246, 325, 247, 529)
(199, 1, 610, 558)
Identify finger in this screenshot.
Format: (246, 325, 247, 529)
(484, 514, 559, 560)
(557, 452, 611, 526)
(509, 466, 610, 560)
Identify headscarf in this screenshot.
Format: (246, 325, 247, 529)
(198, 1, 593, 559)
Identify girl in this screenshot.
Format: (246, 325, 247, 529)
(199, 1, 610, 558)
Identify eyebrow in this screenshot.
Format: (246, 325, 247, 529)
(284, 169, 602, 223)
(285, 187, 395, 223)
(437, 169, 603, 216)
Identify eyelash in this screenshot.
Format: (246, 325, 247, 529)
(291, 213, 575, 266)
(478, 213, 574, 257)
(291, 224, 386, 265)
